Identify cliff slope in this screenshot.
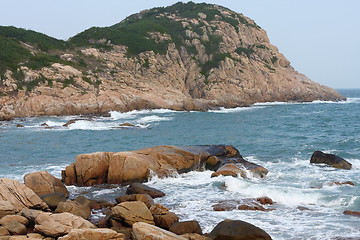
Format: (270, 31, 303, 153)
(0, 2, 345, 119)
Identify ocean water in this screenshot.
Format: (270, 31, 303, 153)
(0, 89, 359, 239)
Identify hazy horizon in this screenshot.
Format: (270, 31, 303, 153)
(1, 0, 359, 89)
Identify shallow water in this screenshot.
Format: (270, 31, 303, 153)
(0, 89, 359, 239)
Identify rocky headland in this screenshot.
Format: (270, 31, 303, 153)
(0, 2, 345, 120)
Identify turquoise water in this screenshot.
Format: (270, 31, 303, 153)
(0, 89, 359, 239)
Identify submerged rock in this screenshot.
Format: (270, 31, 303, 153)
(207, 219, 272, 240)
(310, 151, 352, 170)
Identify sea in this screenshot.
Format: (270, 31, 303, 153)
(0, 89, 359, 239)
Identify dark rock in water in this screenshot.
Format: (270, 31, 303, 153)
(310, 151, 352, 170)
(169, 220, 203, 235)
(115, 194, 155, 208)
(207, 219, 272, 240)
(212, 201, 239, 211)
(206, 156, 220, 170)
(40, 192, 67, 210)
(343, 210, 360, 217)
(211, 163, 247, 178)
(41, 123, 48, 126)
(16, 124, 24, 128)
(126, 183, 165, 198)
(212, 199, 275, 212)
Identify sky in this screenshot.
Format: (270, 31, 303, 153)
(1, 0, 359, 89)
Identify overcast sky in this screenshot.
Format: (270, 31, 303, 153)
(1, 0, 359, 89)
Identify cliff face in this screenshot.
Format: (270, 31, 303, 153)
(0, 2, 345, 119)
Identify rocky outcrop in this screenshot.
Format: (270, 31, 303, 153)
(207, 219, 272, 240)
(0, 178, 49, 213)
(132, 222, 187, 240)
(34, 212, 95, 237)
(310, 151, 352, 170)
(62, 145, 268, 186)
(24, 171, 69, 198)
(212, 198, 275, 212)
(0, 3, 345, 120)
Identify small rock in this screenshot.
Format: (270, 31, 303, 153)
(4, 221, 27, 235)
(57, 228, 125, 240)
(257, 197, 273, 205)
(55, 201, 91, 220)
(343, 210, 360, 217)
(0, 226, 10, 236)
(19, 209, 43, 226)
(310, 151, 352, 170)
(16, 124, 24, 128)
(150, 203, 179, 230)
(110, 201, 154, 227)
(132, 222, 187, 240)
(181, 233, 211, 240)
(332, 181, 355, 186)
(0, 215, 29, 227)
(207, 219, 272, 240)
(205, 156, 220, 170)
(126, 183, 165, 199)
(170, 220, 202, 235)
(41, 123, 48, 126)
(40, 192, 67, 210)
(119, 123, 136, 127)
(212, 201, 238, 211)
(0, 201, 16, 219)
(62, 119, 77, 127)
(211, 163, 247, 178)
(115, 194, 154, 208)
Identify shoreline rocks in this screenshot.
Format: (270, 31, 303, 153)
(61, 145, 269, 186)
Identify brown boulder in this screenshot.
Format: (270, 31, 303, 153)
(310, 151, 352, 170)
(0, 215, 29, 227)
(0, 178, 48, 212)
(207, 219, 272, 240)
(150, 204, 179, 229)
(34, 212, 95, 237)
(73, 195, 100, 210)
(119, 123, 136, 127)
(110, 201, 154, 227)
(126, 183, 165, 199)
(212, 201, 238, 211)
(0, 201, 16, 219)
(110, 226, 132, 240)
(54, 201, 91, 220)
(205, 156, 220, 170)
(3, 221, 27, 235)
(212, 199, 275, 212)
(0, 226, 10, 236)
(40, 192, 67, 210)
(115, 194, 154, 208)
(132, 222, 187, 240)
(170, 221, 202, 235)
(16, 124, 24, 128)
(331, 181, 355, 186)
(211, 163, 247, 178)
(58, 228, 125, 240)
(24, 171, 69, 198)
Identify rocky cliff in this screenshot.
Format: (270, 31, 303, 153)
(0, 2, 345, 119)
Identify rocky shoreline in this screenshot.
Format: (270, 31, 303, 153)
(0, 145, 357, 239)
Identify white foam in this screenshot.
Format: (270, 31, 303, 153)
(136, 115, 173, 124)
(67, 120, 115, 130)
(208, 106, 264, 113)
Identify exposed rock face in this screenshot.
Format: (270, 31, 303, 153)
(132, 222, 187, 240)
(207, 219, 272, 240)
(54, 201, 91, 219)
(0, 3, 345, 119)
(34, 212, 95, 237)
(23, 171, 69, 198)
(310, 151, 352, 170)
(62, 145, 268, 186)
(169, 221, 203, 235)
(0, 178, 49, 213)
(150, 204, 179, 230)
